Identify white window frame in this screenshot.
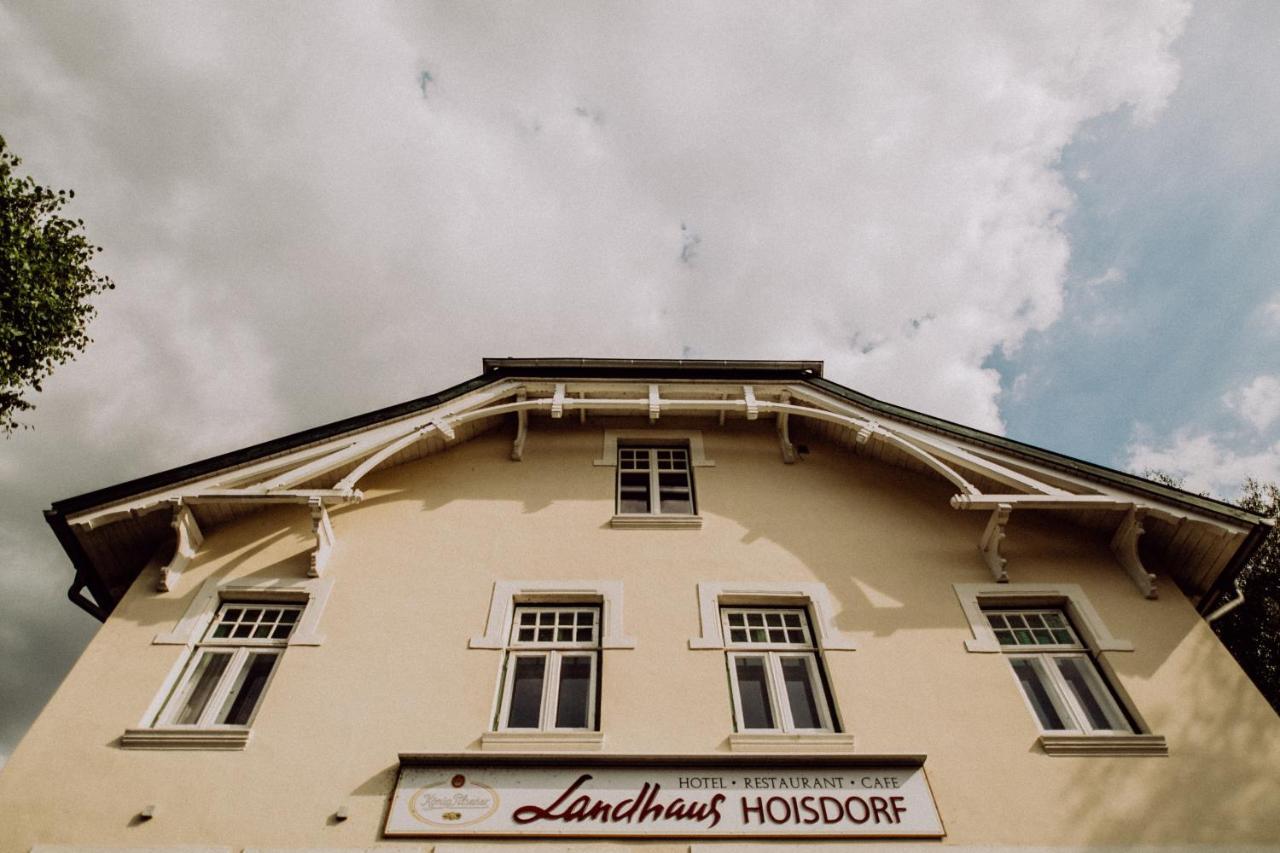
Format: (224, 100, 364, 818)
(722, 607, 836, 734)
(615, 445, 696, 517)
(953, 583, 1167, 755)
(469, 580, 635, 650)
(152, 601, 302, 729)
(496, 605, 601, 733)
(987, 608, 1132, 736)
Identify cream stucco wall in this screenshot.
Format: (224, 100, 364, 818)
(2, 418, 1278, 852)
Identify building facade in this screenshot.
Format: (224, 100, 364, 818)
(3, 358, 1278, 851)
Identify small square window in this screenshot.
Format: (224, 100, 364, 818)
(616, 445, 695, 516)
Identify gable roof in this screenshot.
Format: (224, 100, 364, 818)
(46, 357, 1271, 621)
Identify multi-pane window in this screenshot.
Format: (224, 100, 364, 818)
(617, 446, 695, 515)
(985, 609, 1132, 735)
(498, 606, 600, 731)
(722, 607, 836, 733)
(154, 602, 301, 728)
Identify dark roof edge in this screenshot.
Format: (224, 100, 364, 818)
(807, 376, 1266, 527)
(483, 357, 824, 380)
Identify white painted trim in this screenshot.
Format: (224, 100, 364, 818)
(119, 728, 250, 751)
(609, 514, 702, 529)
(479, 731, 604, 751)
(689, 582, 857, 651)
(952, 583, 1134, 653)
(469, 580, 636, 650)
(153, 576, 333, 647)
(1039, 733, 1168, 756)
(594, 429, 715, 467)
(727, 732, 855, 753)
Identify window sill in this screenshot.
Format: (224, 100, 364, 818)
(610, 514, 702, 529)
(728, 732, 855, 753)
(120, 727, 251, 750)
(480, 731, 604, 751)
(1039, 733, 1167, 756)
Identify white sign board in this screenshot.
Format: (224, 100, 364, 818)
(386, 758, 943, 839)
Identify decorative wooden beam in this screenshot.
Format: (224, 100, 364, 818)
(980, 503, 1012, 583)
(1111, 506, 1157, 599)
(511, 390, 528, 461)
(776, 390, 797, 463)
(951, 494, 1135, 511)
(180, 489, 361, 505)
(744, 385, 759, 420)
(649, 385, 661, 421)
(551, 383, 566, 418)
(308, 497, 335, 578)
(157, 501, 203, 592)
(719, 393, 727, 427)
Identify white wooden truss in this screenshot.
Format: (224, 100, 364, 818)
(66, 377, 1255, 599)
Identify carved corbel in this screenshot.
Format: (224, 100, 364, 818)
(308, 496, 335, 578)
(855, 425, 875, 444)
(156, 501, 203, 592)
(511, 390, 528, 461)
(980, 503, 1012, 583)
(551, 383, 565, 418)
(430, 418, 455, 441)
(1111, 506, 1157, 599)
(776, 391, 797, 463)
(649, 385, 660, 422)
(744, 385, 759, 420)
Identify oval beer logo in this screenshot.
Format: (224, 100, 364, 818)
(408, 776, 500, 828)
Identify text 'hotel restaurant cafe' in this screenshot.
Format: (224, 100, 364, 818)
(3, 358, 1278, 851)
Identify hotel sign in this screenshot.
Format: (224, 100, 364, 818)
(386, 754, 943, 839)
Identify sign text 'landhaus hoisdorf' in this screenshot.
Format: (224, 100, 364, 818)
(386, 758, 943, 839)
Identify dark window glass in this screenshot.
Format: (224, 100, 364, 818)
(1011, 658, 1065, 730)
(555, 655, 594, 728)
(218, 652, 278, 725)
(506, 657, 546, 728)
(781, 657, 822, 729)
(735, 656, 775, 729)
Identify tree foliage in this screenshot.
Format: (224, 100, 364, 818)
(1, 134, 114, 432)
(1212, 478, 1280, 714)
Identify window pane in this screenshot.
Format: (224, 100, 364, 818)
(734, 657, 775, 729)
(216, 652, 279, 725)
(1056, 657, 1128, 732)
(506, 657, 545, 728)
(1010, 658, 1067, 730)
(781, 657, 823, 730)
(171, 651, 232, 725)
(554, 655, 594, 729)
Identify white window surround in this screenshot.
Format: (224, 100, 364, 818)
(594, 429, 715, 468)
(154, 576, 333, 647)
(953, 583, 1133, 654)
(469, 580, 636, 650)
(689, 582, 857, 651)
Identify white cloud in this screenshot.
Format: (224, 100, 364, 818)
(1126, 430, 1280, 498)
(1224, 374, 1280, 433)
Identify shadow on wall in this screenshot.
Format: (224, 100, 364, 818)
(1060, 628, 1280, 844)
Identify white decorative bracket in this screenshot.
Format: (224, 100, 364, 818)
(511, 390, 528, 461)
(156, 501, 203, 592)
(649, 384, 660, 421)
(429, 418, 455, 441)
(744, 385, 759, 420)
(980, 503, 1012, 583)
(551, 383, 565, 418)
(855, 425, 875, 444)
(308, 496, 335, 578)
(776, 390, 797, 463)
(1111, 506, 1157, 599)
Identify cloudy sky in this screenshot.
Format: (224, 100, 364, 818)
(1, 1, 1277, 764)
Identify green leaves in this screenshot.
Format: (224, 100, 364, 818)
(0, 134, 115, 433)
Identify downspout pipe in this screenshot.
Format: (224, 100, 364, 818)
(1205, 582, 1245, 624)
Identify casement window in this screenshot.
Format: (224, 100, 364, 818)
(986, 608, 1133, 735)
(617, 445, 695, 516)
(722, 607, 836, 733)
(153, 602, 300, 728)
(497, 605, 600, 731)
